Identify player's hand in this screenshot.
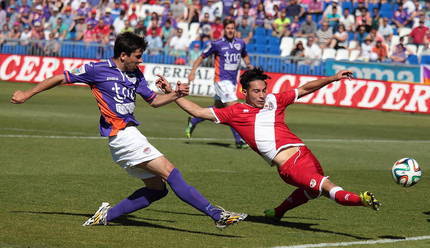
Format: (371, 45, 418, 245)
(11, 90, 31, 104)
(188, 71, 195, 83)
(335, 70, 353, 81)
(155, 74, 172, 94)
(246, 64, 254, 70)
(176, 81, 189, 97)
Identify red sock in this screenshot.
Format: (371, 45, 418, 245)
(274, 189, 310, 217)
(329, 187, 362, 206)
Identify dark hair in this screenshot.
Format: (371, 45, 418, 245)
(114, 32, 148, 58)
(223, 19, 235, 28)
(240, 67, 271, 90)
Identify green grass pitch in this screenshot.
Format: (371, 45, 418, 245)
(1, 81, 429, 248)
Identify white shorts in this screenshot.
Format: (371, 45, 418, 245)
(108, 126, 163, 179)
(214, 80, 238, 103)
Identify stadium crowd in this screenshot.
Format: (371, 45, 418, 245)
(0, 0, 429, 65)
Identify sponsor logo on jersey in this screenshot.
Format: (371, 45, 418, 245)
(221, 46, 229, 50)
(243, 109, 249, 113)
(234, 43, 241, 51)
(125, 75, 137, 84)
(143, 147, 151, 154)
(310, 179, 317, 188)
(71, 65, 86, 75)
(107, 77, 119, 81)
(264, 102, 274, 110)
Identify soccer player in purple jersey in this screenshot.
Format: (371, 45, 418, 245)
(10, 32, 246, 229)
(186, 19, 254, 149)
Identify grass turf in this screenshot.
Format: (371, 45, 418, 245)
(1, 81, 429, 248)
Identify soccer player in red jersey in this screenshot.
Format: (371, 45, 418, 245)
(165, 68, 381, 220)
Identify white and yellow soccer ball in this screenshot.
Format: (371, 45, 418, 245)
(391, 158, 422, 187)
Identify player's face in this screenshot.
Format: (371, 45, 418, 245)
(224, 23, 235, 40)
(244, 80, 267, 108)
(122, 49, 143, 71)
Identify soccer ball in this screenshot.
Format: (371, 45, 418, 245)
(391, 158, 422, 187)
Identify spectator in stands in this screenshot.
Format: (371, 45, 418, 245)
(353, 1, 366, 17)
(18, 7, 31, 27)
(76, 0, 91, 19)
(272, 10, 290, 37)
(44, 32, 60, 56)
(19, 25, 31, 45)
(134, 19, 146, 37)
(113, 10, 126, 35)
(323, 0, 342, 19)
(60, 6, 75, 29)
(30, 5, 45, 27)
(255, 2, 266, 27)
(355, 25, 369, 45)
(367, 28, 384, 43)
(171, 0, 187, 21)
(409, 19, 429, 46)
(161, 18, 174, 45)
(303, 35, 322, 66)
(74, 16, 87, 41)
(371, 8, 382, 30)
(187, 0, 201, 25)
(201, 0, 221, 22)
(403, 0, 417, 15)
(285, 0, 304, 19)
(372, 40, 389, 62)
(83, 23, 96, 43)
(339, 8, 355, 32)
(128, 6, 138, 26)
(390, 43, 408, 63)
(360, 36, 378, 62)
(393, 5, 411, 28)
(330, 24, 348, 49)
(30, 21, 44, 54)
(356, 8, 372, 28)
(238, 2, 256, 18)
(146, 26, 163, 55)
(284, 16, 301, 37)
(325, 5, 340, 30)
(316, 21, 333, 48)
(147, 13, 162, 37)
(236, 17, 253, 43)
(111, 0, 122, 21)
(51, 17, 69, 40)
(188, 42, 201, 65)
(0, 4, 6, 28)
(85, 9, 98, 27)
(211, 16, 223, 40)
(168, 27, 188, 57)
(235, 3, 256, 28)
(307, 0, 323, 16)
(263, 13, 274, 30)
(296, 14, 316, 37)
(378, 18, 393, 43)
(289, 40, 305, 64)
(102, 8, 114, 26)
(94, 19, 110, 44)
(121, 20, 134, 33)
(199, 12, 212, 37)
(161, 11, 178, 30)
(8, 22, 21, 40)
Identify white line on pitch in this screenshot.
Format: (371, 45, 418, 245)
(0, 134, 430, 143)
(272, 235, 430, 248)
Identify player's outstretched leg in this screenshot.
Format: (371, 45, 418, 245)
(215, 206, 248, 229)
(329, 187, 381, 210)
(264, 188, 310, 221)
(185, 117, 204, 139)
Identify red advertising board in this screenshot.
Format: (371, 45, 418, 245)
(1, 54, 429, 114)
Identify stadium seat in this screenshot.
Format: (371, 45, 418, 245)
(398, 27, 411, 37)
(417, 45, 424, 57)
(15, 45, 27, 55)
(247, 44, 257, 53)
(349, 50, 361, 61)
(342, 2, 353, 11)
(256, 44, 265, 54)
(348, 40, 358, 49)
(298, 65, 310, 75)
(406, 44, 417, 55)
(322, 48, 336, 60)
(280, 37, 294, 56)
(335, 49, 349, 60)
(255, 27, 265, 36)
(1, 44, 15, 54)
(60, 43, 74, 58)
(421, 55, 430, 65)
(407, 54, 419, 65)
(188, 22, 199, 41)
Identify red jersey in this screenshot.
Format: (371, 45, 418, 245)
(211, 89, 304, 164)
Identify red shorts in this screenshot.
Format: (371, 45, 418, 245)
(277, 146, 327, 198)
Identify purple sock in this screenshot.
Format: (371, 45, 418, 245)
(190, 117, 205, 126)
(106, 187, 168, 222)
(230, 127, 243, 143)
(167, 168, 222, 221)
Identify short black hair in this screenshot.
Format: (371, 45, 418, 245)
(240, 67, 271, 90)
(223, 19, 235, 28)
(114, 32, 148, 58)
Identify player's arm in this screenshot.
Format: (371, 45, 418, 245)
(175, 97, 217, 121)
(243, 54, 254, 69)
(10, 74, 67, 104)
(297, 70, 352, 98)
(188, 55, 204, 82)
(149, 75, 189, 108)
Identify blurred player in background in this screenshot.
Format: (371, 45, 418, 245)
(168, 68, 381, 220)
(186, 19, 254, 149)
(10, 32, 246, 229)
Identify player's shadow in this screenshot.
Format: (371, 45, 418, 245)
(246, 215, 370, 240)
(11, 210, 242, 238)
(424, 211, 430, 222)
(185, 140, 233, 148)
